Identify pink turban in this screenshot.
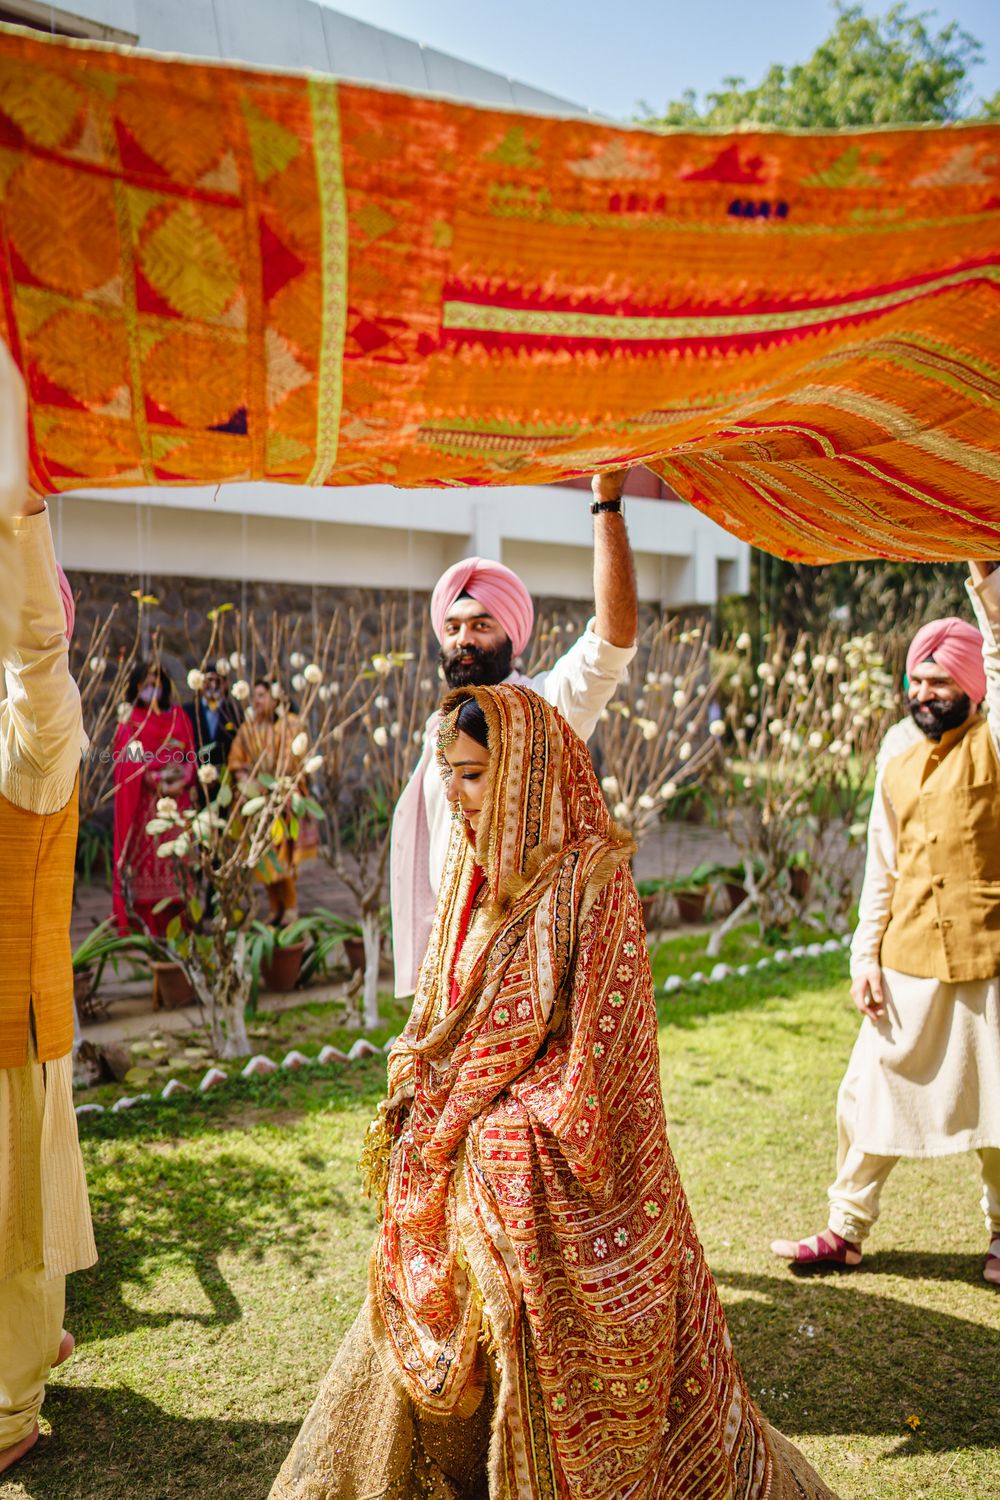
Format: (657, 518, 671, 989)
(56, 563, 75, 641)
(906, 616, 986, 703)
(430, 557, 534, 656)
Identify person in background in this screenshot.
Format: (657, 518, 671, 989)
(228, 679, 312, 926)
(111, 661, 196, 936)
(184, 667, 242, 797)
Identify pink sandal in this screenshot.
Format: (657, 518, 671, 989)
(984, 1237, 1000, 1286)
(770, 1227, 863, 1268)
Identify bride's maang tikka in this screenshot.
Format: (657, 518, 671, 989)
(435, 701, 462, 769)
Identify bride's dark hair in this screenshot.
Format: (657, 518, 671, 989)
(455, 695, 489, 749)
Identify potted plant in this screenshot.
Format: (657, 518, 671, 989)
(716, 858, 766, 915)
(72, 919, 154, 1022)
(787, 850, 813, 901)
(150, 958, 195, 1011)
(664, 862, 720, 924)
(343, 931, 366, 976)
(245, 914, 322, 998)
(296, 908, 364, 988)
(635, 878, 667, 931)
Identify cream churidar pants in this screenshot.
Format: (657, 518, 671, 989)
(0, 1035, 95, 1447)
(828, 968, 1000, 1243)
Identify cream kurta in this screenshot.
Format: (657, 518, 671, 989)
(0, 506, 94, 1284)
(847, 568, 1000, 1157)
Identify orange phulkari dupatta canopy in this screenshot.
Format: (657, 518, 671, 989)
(1, 23, 999, 562)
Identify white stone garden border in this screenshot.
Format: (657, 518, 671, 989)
(659, 932, 850, 995)
(75, 1035, 399, 1120)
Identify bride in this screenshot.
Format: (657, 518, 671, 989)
(271, 684, 837, 1500)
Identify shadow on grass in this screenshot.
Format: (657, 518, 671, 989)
(71, 1067, 383, 1347)
(718, 1268, 1000, 1453)
(77, 1057, 387, 1146)
(17, 1384, 297, 1500)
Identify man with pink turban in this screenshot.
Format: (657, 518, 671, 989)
(0, 345, 94, 1475)
(773, 559, 1000, 1285)
(390, 471, 638, 996)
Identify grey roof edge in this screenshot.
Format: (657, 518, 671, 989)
(0, 15, 606, 122)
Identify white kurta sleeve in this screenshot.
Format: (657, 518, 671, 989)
(528, 620, 636, 744)
(0, 341, 26, 661)
(967, 568, 1000, 760)
(849, 718, 920, 977)
(0, 507, 85, 814)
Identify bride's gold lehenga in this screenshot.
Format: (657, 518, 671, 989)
(271, 686, 838, 1500)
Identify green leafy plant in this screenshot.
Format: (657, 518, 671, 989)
(75, 817, 113, 885)
(72, 919, 154, 1008)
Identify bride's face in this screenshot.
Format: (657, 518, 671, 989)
(442, 730, 490, 835)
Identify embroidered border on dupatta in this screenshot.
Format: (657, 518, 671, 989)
(305, 77, 348, 486)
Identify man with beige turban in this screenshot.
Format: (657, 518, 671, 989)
(390, 471, 638, 996)
(773, 559, 1000, 1281)
(0, 344, 96, 1473)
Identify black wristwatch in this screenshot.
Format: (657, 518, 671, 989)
(591, 497, 624, 516)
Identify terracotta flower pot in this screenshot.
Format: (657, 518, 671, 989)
(723, 881, 748, 915)
(675, 890, 709, 924)
(343, 937, 366, 975)
(262, 940, 306, 993)
(151, 960, 194, 1011)
(73, 967, 95, 1022)
(640, 894, 658, 930)
(789, 866, 811, 900)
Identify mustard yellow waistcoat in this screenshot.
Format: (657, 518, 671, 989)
(0, 780, 78, 1067)
(880, 716, 1000, 983)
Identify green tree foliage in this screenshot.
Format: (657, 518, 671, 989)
(641, 4, 997, 647)
(644, 4, 994, 128)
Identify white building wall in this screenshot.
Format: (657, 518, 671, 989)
(51, 484, 749, 607)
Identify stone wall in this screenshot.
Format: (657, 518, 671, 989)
(69, 568, 674, 689)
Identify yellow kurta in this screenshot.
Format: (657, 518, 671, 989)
(847, 568, 1000, 1157)
(0, 505, 95, 1285)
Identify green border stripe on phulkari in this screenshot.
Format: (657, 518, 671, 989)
(305, 77, 348, 486)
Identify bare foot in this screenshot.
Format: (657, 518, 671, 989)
(0, 1423, 39, 1474)
(54, 1329, 75, 1367)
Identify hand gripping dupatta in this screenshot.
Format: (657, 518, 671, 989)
(271, 684, 837, 1500)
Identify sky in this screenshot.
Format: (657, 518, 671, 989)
(321, 0, 1000, 120)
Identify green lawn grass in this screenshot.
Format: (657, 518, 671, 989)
(4, 946, 999, 1499)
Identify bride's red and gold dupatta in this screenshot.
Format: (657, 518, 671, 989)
(271, 685, 836, 1500)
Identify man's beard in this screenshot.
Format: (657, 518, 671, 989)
(440, 638, 513, 688)
(908, 694, 971, 742)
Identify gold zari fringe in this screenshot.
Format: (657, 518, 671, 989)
(358, 1109, 395, 1217)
